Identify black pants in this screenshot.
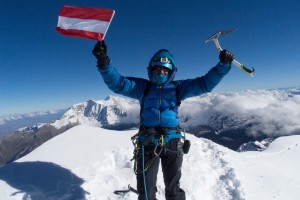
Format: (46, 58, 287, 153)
(135, 139, 186, 200)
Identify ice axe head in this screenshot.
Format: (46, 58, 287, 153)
(204, 29, 237, 44)
(203, 29, 237, 52)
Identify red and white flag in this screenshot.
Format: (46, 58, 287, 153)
(56, 5, 115, 41)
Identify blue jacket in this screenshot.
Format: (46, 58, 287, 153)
(99, 62, 231, 143)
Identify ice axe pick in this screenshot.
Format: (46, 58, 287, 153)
(204, 29, 255, 77)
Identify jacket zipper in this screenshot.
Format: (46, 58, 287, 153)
(158, 86, 162, 126)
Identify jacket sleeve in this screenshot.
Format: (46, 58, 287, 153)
(177, 62, 231, 101)
(98, 64, 147, 101)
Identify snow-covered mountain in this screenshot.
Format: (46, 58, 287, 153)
(52, 96, 140, 130)
(1, 88, 300, 166)
(0, 125, 299, 200)
(52, 88, 300, 150)
(67, 88, 300, 134)
(0, 97, 139, 166)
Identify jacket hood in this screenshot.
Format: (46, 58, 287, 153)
(148, 49, 177, 86)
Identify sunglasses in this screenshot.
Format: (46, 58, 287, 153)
(152, 66, 170, 74)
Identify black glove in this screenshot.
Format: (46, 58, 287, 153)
(92, 40, 110, 68)
(219, 49, 234, 64)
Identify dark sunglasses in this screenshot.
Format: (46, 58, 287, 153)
(152, 66, 170, 74)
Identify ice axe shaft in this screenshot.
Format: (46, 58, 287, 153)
(204, 30, 255, 77)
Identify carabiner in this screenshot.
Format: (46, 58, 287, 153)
(153, 144, 163, 157)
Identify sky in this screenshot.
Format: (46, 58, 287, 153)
(1, 0, 300, 116)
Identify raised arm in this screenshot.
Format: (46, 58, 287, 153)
(92, 41, 147, 100)
(177, 50, 234, 101)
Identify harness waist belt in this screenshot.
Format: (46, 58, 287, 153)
(139, 125, 181, 135)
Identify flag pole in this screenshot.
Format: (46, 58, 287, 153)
(102, 10, 115, 41)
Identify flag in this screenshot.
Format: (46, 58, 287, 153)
(56, 5, 115, 41)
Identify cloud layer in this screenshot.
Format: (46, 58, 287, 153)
(180, 88, 300, 137)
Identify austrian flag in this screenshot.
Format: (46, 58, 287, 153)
(56, 5, 115, 41)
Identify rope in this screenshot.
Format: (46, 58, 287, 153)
(142, 144, 149, 200)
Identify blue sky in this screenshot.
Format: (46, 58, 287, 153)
(1, 0, 300, 116)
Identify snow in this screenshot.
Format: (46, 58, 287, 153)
(1, 125, 300, 200)
(232, 136, 300, 200)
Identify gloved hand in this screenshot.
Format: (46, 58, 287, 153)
(219, 49, 234, 64)
(92, 40, 110, 68)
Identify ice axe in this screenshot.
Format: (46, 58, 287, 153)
(204, 29, 255, 77)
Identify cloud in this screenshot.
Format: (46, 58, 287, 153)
(180, 88, 300, 137)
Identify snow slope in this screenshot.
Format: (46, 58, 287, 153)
(0, 125, 299, 200)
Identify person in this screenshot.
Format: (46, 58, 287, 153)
(92, 41, 234, 200)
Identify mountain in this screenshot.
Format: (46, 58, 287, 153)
(1, 87, 300, 166)
(237, 138, 274, 152)
(51, 96, 140, 130)
(0, 125, 299, 199)
(0, 123, 73, 166)
(0, 96, 140, 166)
(52, 89, 300, 150)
